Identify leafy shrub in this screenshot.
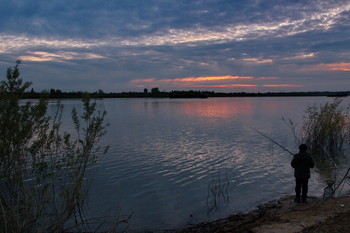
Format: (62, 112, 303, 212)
(0, 61, 109, 233)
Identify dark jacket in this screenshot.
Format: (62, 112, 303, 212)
(291, 152, 315, 179)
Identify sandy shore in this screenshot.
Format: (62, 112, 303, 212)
(167, 195, 350, 233)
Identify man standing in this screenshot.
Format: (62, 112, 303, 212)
(291, 144, 315, 203)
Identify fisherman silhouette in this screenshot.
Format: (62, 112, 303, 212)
(291, 144, 315, 203)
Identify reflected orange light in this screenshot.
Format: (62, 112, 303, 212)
(181, 100, 255, 119)
(180, 99, 293, 119)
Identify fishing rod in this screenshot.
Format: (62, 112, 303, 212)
(250, 127, 294, 156)
(277, 119, 337, 168)
(251, 127, 337, 169)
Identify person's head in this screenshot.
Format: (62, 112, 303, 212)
(299, 144, 307, 152)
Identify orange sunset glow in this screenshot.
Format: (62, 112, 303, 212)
(189, 84, 258, 88)
(166, 75, 254, 82)
(1, 1, 349, 93)
(301, 63, 350, 72)
(130, 75, 303, 90)
(326, 63, 350, 71)
(131, 78, 156, 83)
(263, 85, 303, 87)
(131, 75, 255, 83)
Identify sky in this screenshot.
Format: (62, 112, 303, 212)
(0, 0, 349, 93)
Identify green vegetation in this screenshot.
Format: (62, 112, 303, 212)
(282, 98, 350, 192)
(301, 98, 350, 160)
(0, 61, 109, 233)
(286, 98, 350, 175)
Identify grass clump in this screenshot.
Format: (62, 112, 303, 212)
(301, 98, 349, 162)
(285, 98, 350, 183)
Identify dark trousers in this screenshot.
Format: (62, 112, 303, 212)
(295, 178, 309, 199)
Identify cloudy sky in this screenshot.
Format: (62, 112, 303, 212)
(0, 0, 349, 92)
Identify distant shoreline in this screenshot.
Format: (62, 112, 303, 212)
(20, 90, 350, 99)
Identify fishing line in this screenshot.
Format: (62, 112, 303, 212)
(250, 126, 294, 156)
(281, 117, 338, 187)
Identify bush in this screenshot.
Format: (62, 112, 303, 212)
(0, 61, 109, 233)
(301, 98, 349, 162)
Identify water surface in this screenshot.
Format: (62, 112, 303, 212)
(50, 97, 350, 232)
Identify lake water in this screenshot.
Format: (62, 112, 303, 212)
(49, 97, 350, 232)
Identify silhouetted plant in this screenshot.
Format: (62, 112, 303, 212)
(0, 61, 110, 233)
(206, 169, 230, 213)
(285, 98, 350, 167)
(301, 98, 349, 160)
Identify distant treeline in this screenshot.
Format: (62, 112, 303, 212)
(21, 88, 350, 99)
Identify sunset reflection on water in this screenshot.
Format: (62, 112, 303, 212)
(180, 99, 255, 119)
(47, 97, 350, 232)
(178, 98, 290, 122)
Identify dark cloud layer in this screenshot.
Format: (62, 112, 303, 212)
(0, 0, 349, 92)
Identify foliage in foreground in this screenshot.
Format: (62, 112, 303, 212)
(0, 61, 109, 233)
(287, 98, 350, 168)
(302, 98, 349, 160)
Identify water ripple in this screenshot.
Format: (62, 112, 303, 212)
(82, 97, 343, 232)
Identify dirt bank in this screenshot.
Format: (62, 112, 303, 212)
(169, 195, 350, 233)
